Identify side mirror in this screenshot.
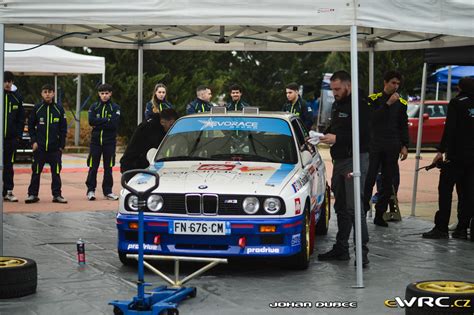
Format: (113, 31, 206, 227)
(301, 150, 313, 167)
(146, 148, 158, 166)
(422, 113, 430, 120)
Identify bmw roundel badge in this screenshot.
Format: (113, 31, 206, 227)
(198, 185, 208, 189)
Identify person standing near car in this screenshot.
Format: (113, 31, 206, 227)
(422, 77, 474, 239)
(186, 85, 213, 114)
(282, 82, 313, 129)
(144, 83, 173, 121)
(318, 71, 370, 267)
(3, 71, 24, 202)
(226, 84, 250, 111)
(25, 84, 67, 204)
(363, 70, 409, 227)
(120, 108, 178, 173)
(85, 83, 120, 201)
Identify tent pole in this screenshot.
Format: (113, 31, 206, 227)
(435, 82, 439, 100)
(102, 72, 106, 84)
(411, 63, 428, 217)
(54, 75, 58, 103)
(369, 47, 374, 95)
(446, 66, 452, 100)
(350, 25, 364, 288)
(137, 34, 144, 125)
(0, 24, 5, 256)
(74, 74, 81, 146)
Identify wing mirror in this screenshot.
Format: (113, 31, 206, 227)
(422, 113, 430, 120)
(146, 148, 158, 166)
(301, 150, 313, 167)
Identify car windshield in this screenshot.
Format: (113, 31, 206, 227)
(155, 116, 298, 164)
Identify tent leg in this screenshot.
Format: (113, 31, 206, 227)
(411, 63, 428, 217)
(0, 23, 5, 256)
(74, 75, 81, 146)
(446, 66, 452, 101)
(137, 36, 144, 126)
(350, 25, 364, 289)
(368, 48, 374, 95)
(54, 75, 58, 103)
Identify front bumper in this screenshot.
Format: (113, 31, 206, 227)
(116, 214, 304, 257)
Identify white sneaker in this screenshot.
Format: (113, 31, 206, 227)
(87, 191, 96, 201)
(105, 193, 119, 201)
(4, 191, 18, 202)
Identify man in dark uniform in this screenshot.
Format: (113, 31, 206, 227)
(120, 108, 178, 173)
(281, 82, 313, 129)
(318, 71, 370, 267)
(3, 71, 24, 202)
(85, 83, 120, 201)
(226, 84, 249, 111)
(422, 77, 474, 239)
(26, 84, 67, 204)
(186, 85, 212, 114)
(364, 70, 408, 227)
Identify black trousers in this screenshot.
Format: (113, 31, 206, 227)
(364, 146, 400, 217)
(3, 137, 16, 196)
(85, 143, 116, 195)
(28, 149, 62, 197)
(435, 161, 474, 232)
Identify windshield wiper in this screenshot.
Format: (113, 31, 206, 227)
(155, 156, 215, 162)
(210, 153, 278, 163)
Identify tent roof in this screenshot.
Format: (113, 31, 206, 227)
(1, 0, 473, 52)
(429, 65, 474, 84)
(4, 43, 105, 76)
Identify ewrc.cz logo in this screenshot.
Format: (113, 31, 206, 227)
(246, 247, 280, 254)
(385, 297, 472, 309)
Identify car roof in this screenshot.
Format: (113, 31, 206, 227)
(183, 110, 296, 122)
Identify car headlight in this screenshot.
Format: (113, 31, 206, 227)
(147, 194, 164, 212)
(126, 194, 139, 211)
(243, 197, 260, 214)
(263, 198, 281, 214)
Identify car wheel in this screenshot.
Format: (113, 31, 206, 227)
(316, 183, 331, 236)
(405, 280, 474, 315)
(0, 256, 37, 299)
(285, 205, 312, 270)
(118, 251, 136, 266)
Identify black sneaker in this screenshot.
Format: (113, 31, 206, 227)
(374, 217, 388, 227)
(422, 227, 448, 239)
(452, 229, 468, 239)
(25, 195, 40, 204)
(318, 247, 350, 261)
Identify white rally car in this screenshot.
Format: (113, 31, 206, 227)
(116, 108, 330, 269)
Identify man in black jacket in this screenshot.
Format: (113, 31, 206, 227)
(85, 83, 120, 201)
(186, 85, 212, 114)
(120, 109, 178, 173)
(26, 84, 67, 204)
(226, 84, 250, 111)
(281, 82, 313, 129)
(3, 71, 24, 202)
(364, 70, 409, 227)
(318, 71, 370, 267)
(423, 77, 474, 239)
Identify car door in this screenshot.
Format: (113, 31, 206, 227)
(422, 104, 446, 144)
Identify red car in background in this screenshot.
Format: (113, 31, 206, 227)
(407, 100, 448, 148)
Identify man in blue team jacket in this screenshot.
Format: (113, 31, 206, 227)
(26, 84, 67, 204)
(85, 83, 121, 201)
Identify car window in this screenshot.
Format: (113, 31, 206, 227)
(156, 117, 298, 164)
(291, 119, 306, 150)
(426, 105, 446, 117)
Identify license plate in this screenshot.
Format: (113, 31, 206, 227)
(169, 220, 231, 235)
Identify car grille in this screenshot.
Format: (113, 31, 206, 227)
(154, 194, 285, 215)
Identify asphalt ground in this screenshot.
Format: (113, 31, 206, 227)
(1, 148, 470, 315)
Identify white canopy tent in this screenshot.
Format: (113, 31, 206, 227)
(4, 43, 106, 145)
(1, 0, 473, 287)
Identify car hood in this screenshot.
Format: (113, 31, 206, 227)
(126, 161, 298, 195)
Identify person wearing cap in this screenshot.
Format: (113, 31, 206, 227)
(3, 71, 24, 202)
(25, 84, 67, 204)
(85, 83, 121, 201)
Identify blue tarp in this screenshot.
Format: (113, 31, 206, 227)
(429, 65, 474, 85)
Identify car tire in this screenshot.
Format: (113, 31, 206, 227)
(316, 183, 331, 236)
(285, 206, 312, 270)
(0, 256, 37, 299)
(404, 280, 474, 315)
(118, 251, 136, 266)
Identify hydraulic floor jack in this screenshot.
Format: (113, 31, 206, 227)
(110, 170, 227, 315)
